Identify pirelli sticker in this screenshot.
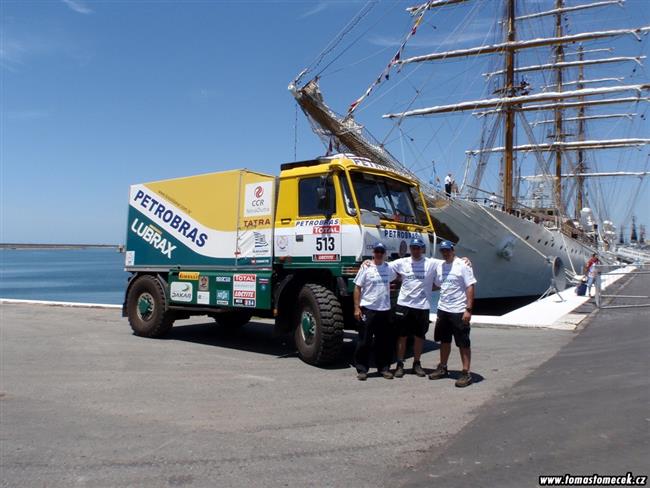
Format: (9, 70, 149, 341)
(179, 271, 199, 280)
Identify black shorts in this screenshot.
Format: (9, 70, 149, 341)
(394, 305, 430, 339)
(434, 310, 471, 348)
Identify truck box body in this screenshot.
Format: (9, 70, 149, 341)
(125, 169, 275, 269)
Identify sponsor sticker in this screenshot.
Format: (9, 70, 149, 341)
(253, 231, 270, 255)
(313, 225, 340, 234)
(131, 188, 208, 248)
(179, 271, 199, 280)
(244, 181, 273, 217)
(275, 235, 288, 250)
(233, 274, 256, 307)
(383, 229, 423, 239)
(131, 218, 176, 259)
(197, 291, 210, 305)
(243, 218, 271, 229)
(312, 254, 340, 262)
(170, 282, 193, 302)
(216, 289, 230, 306)
(233, 274, 256, 287)
(216, 275, 231, 283)
(125, 250, 135, 266)
(296, 218, 340, 228)
(199, 275, 209, 291)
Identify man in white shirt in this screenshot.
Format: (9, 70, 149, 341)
(353, 242, 398, 381)
(444, 173, 453, 197)
(387, 238, 440, 378)
(429, 240, 477, 388)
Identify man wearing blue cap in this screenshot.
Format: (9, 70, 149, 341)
(352, 242, 397, 380)
(386, 237, 440, 378)
(429, 240, 477, 387)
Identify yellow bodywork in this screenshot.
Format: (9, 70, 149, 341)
(276, 155, 435, 234)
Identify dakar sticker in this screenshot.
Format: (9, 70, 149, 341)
(170, 282, 193, 302)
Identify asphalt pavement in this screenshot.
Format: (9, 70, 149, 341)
(396, 272, 650, 487)
(1, 299, 573, 487)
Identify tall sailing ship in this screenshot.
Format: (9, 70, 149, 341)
(290, 0, 649, 300)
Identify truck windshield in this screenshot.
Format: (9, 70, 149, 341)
(349, 172, 428, 226)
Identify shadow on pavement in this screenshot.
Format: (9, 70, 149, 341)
(161, 320, 442, 371)
(163, 320, 354, 370)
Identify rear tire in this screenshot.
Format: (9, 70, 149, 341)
(211, 310, 253, 328)
(294, 283, 344, 366)
(126, 275, 174, 338)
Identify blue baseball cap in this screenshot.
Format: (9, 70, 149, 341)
(372, 242, 386, 252)
(439, 240, 454, 250)
(410, 238, 426, 248)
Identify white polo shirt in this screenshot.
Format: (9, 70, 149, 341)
(389, 257, 443, 310)
(353, 262, 397, 311)
(434, 257, 477, 313)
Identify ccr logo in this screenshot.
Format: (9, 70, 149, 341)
(254, 186, 264, 198)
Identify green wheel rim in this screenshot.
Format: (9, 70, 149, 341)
(137, 293, 155, 321)
(300, 311, 316, 345)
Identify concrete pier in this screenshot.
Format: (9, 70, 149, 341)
(0, 273, 646, 487)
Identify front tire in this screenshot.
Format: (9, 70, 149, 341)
(126, 275, 174, 338)
(294, 283, 344, 366)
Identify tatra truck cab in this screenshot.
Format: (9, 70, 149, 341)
(123, 154, 436, 365)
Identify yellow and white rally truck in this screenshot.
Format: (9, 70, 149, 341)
(123, 154, 436, 365)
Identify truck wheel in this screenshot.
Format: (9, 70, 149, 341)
(211, 310, 253, 328)
(294, 283, 344, 366)
(126, 275, 174, 338)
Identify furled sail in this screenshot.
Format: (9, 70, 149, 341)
(383, 84, 649, 118)
(484, 56, 645, 77)
(398, 27, 649, 64)
(466, 138, 650, 155)
(473, 97, 649, 116)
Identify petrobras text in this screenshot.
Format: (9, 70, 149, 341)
(132, 189, 208, 247)
(382, 229, 424, 240)
(296, 218, 340, 227)
(131, 218, 177, 258)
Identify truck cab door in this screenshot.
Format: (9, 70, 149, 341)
(274, 174, 343, 265)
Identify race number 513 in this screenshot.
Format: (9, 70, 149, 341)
(316, 236, 335, 252)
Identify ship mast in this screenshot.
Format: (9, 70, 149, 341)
(576, 46, 587, 218)
(553, 0, 565, 211)
(503, 0, 516, 212)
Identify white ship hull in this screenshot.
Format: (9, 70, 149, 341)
(430, 199, 595, 299)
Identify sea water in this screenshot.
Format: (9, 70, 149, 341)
(0, 248, 129, 305)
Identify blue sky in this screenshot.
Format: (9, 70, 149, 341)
(1, 0, 648, 244)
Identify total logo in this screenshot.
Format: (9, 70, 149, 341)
(170, 282, 193, 302)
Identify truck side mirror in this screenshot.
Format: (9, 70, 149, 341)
(317, 175, 331, 211)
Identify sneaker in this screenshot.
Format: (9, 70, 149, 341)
(455, 370, 473, 388)
(413, 361, 426, 377)
(394, 363, 405, 378)
(357, 371, 368, 381)
(428, 363, 448, 380)
(381, 370, 394, 380)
